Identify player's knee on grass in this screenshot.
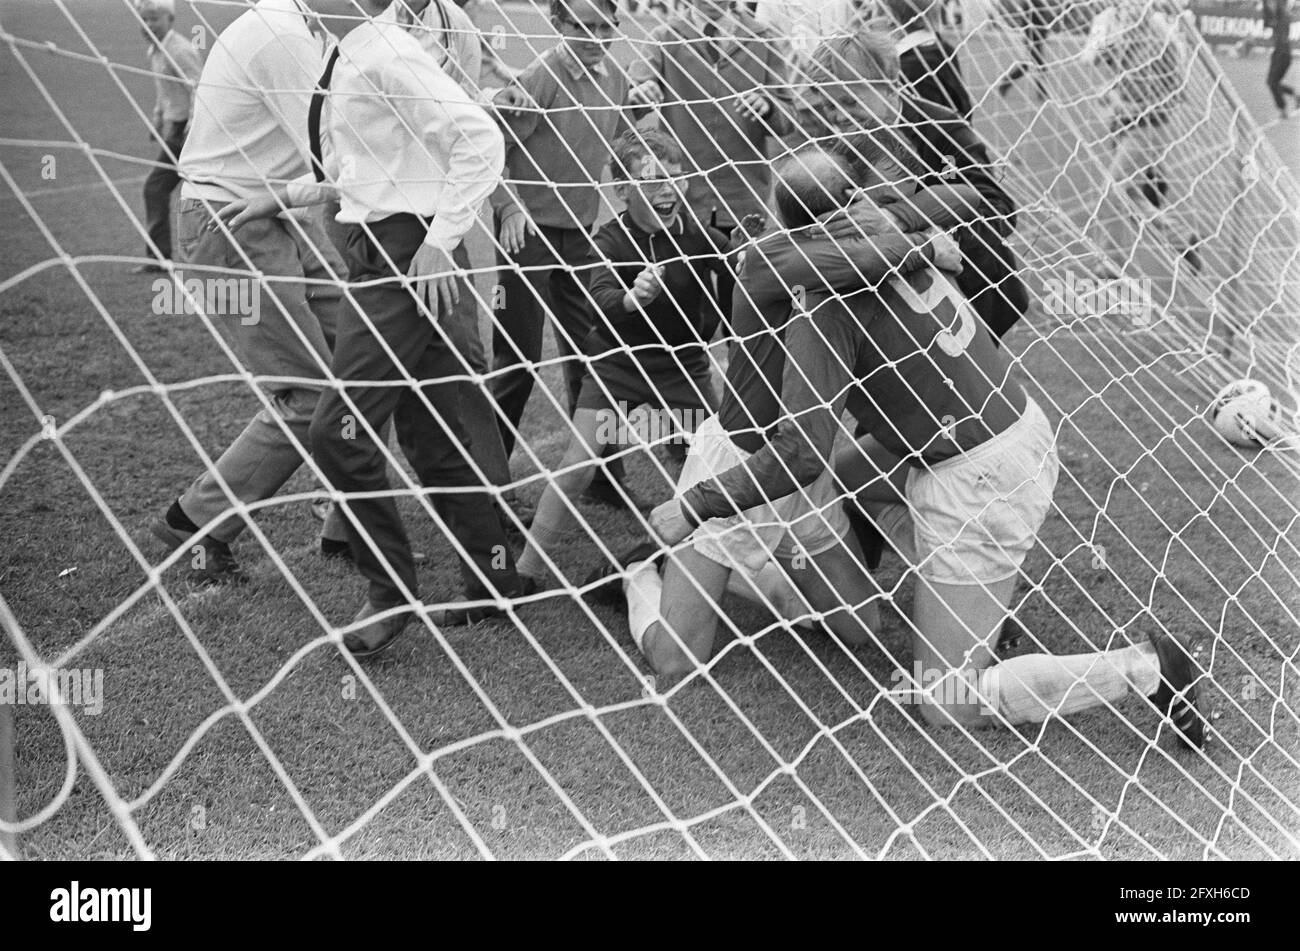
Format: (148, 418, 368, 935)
(783, 539, 882, 648)
(642, 622, 699, 685)
(642, 551, 729, 682)
(909, 577, 1016, 729)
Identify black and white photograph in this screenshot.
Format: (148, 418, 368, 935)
(0, 0, 1297, 894)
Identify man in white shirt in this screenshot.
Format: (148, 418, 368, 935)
(219, 0, 526, 656)
(149, 0, 354, 585)
(395, 0, 513, 493)
(133, 0, 203, 272)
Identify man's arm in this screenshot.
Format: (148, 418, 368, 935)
(627, 25, 667, 90)
(488, 62, 549, 225)
(702, 223, 741, 278)
(908, 101, 1016, 234)
(392, 55, 506, 251)
(493, 61, 548, 145)
(759, 33, 794, 138)
(739, 229, 931, 311)
(678, 303, 863, 521)
(878, 183, 986, 233)
(587, 226, 635, 322)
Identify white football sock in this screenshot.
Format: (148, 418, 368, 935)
(979, 643, 1160, 725)
(624, 559, 663, 654)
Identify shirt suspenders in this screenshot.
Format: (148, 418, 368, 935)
(431, 0, 453, 72)
(308, 45, 340, 183)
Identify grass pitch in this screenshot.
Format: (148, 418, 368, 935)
(1, 0, 1298, 859)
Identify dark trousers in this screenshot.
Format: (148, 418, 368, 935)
(143, 121, 186, 261)
(309, 215, 520, 609)
(448, 240, 513, 487)
(1268, 46, 1294, 110)
(490, 222, 596, 456)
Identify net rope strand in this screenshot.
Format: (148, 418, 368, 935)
(1, 0, 1297, 859)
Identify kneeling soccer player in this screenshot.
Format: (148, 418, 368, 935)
(599, 147, 992, 684)
(652, 147, 1206, 749)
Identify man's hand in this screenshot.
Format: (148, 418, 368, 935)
(649, 498, 694, 545)
(824, 199, 898, 241)
(492, 85, 535, 115)
(408, 242, 460, 320)
(735, 212, 767, 241)
(628, 79, 664, 106)
(925, 228, 963, 273)
(498, 209, 533, 255)
(624, 265, 665, 310)
(211, 189, 290, 233)
(735, 88, 772, 122)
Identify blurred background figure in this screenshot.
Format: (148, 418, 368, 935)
(134, 0, 202, 273)
(751, 0, 862, 55)
(996, 0, 1054, 101)
(882, 0, 972, 117)
(1265, 0, 1295, 120)
(461, 0, 523, 91)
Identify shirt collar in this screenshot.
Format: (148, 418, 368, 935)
(555, 42, 608, 80)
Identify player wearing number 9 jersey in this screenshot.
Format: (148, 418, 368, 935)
(672, 145, 1207, 750)
(588, 147, 992, 685)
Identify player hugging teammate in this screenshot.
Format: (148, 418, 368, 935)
(145, 2, 1205, 750)
(649, 139, 1203, 748)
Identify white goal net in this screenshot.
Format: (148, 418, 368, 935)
(0, 0, 1297, 860)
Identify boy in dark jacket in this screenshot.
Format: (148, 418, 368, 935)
(515, 130, 729, 585)
(627, 0, 793, 328)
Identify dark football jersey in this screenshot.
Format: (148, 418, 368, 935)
(681, 265, 1027, 521)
